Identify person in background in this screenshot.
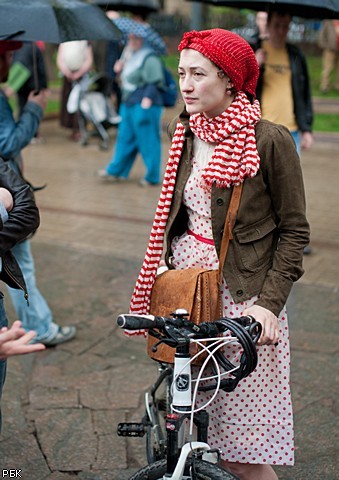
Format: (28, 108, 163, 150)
(0, 40, 76, 346)
(245, 11, 268, 51)
(56, 40, 93, 141)
(129, 28, 309, 479)
(92, 36, 123, 116)
(97, 31, 165, 186)
(254, 8, 313, 254)
(318, 19, 339, 93)
(10, 42, 48, 143)
(255, 8, 313, 154)
(109, 9, 168, 57)
(104, 9, 168, 115)
(255, 11, 269, 46)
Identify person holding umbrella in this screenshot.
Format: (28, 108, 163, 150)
(254, 7, 313, 254)
(0, 40, 77, 346)
(108, 10, 168, 56)
(255, 7, 314, 154)
(98, 24, 165, 186)
(6, 41, 49, 143)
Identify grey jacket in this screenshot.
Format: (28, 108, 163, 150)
(164, 110, 310, 317)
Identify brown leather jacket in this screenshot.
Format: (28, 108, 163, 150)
(164, 110, 310, 317)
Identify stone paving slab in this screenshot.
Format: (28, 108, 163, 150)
(0, 110, 338, 479)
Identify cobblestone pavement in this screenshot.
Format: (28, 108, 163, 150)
(0, 102, 338, 480)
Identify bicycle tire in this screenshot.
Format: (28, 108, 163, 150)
(129, 458, 237, 480)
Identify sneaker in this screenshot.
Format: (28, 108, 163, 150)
(43, 326, 76, 346)
(139, 178, 159, 187)
(97, 170, 121, 182)
(30, 136, 45, 145)
(108, 114, 122, 125)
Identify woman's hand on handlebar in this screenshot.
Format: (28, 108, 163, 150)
(242, 305, 279, 346)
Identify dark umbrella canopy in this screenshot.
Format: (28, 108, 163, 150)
(90, 0, 160, 14)
(0, 0, 122, 43)
(187, 0, 339, 19)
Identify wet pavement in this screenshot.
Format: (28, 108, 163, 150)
(0, 102, 338, 480)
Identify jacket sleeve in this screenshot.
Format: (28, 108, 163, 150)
(289, 46, 313, 133)
(0, 159, 40, 255)
(254, 123, 310, 315)
(298, 50, 313, 133)
(0, 92, 42, 160)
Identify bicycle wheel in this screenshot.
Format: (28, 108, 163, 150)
(129, 458, 238, 480)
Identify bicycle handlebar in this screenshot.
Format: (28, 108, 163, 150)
(117, 314, 166, 331)
(117, 312, 261, 344)
(117, 311, 262, 393)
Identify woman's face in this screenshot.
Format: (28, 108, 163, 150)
(178, 48, 233, 118)
(128, 34, 144, 51)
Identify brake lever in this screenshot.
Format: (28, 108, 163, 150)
(151, 337, 177, 353)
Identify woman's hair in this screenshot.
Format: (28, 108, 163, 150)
(267, 8, 292, 24)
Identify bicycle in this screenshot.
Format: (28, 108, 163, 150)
(117, 310, 262, 480)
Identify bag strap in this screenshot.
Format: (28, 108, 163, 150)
(217, 184, 243, 283)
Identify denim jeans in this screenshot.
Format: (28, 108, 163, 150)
(290, 130, 301, 156)
(106, 103, 163, 184)
(0, 292, 8, 431)
(6, 240, 58, 343)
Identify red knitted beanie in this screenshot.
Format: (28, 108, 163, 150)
(178, 29, 259, 97)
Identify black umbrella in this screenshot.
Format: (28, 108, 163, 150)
(90, 0, 160, 15)
(187, 0, 339, 19)
(0, 0, 122, 43)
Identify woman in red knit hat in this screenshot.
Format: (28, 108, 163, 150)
(130, 29, 310, 479)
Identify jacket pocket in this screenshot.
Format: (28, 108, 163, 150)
(234, 216, 277, 272)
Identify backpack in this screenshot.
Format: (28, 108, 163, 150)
(141, 54, 178, 108)
(160, 66, 178, 108)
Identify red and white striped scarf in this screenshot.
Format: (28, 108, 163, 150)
(128, 92, 261, 335)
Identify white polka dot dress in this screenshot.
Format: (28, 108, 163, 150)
(170, 138, 294, 466)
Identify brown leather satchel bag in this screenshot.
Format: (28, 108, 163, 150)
(148, 184, 242, 364)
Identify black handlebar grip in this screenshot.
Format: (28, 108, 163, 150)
(117, 314, 165, 330)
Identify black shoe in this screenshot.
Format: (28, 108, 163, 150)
(43, 326, 76, 346)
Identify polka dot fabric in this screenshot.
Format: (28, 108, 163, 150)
(171, 138, 295, 466)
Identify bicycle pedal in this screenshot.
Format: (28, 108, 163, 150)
(117, 422, 145, 437)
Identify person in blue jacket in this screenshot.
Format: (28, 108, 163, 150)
(0, 40, 76, 346)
